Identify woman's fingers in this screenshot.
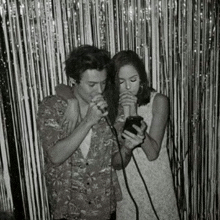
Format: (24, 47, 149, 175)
(123, 129, 145, 141)
(119, 96, 137, 104)
(120, 100, 137, 106)
(120, 91, 136, 99)
(120, 94, 136, 100)
(122, 129, 136, 138)
(140, 120, 147, 132)
(132, 124, 142, 134)
(122, 132, 144, 149)
(69, 121, 75, 134)
(119, 94, 137, 112)
(120, 91, 134, 96)
(64, 120, 75, 134)
(61, 98, 80, 134)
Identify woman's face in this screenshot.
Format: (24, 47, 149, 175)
(118, 64, 141, 95)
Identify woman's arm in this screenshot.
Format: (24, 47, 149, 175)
(112, 92, 146, 170)
(56, 84, 80, 134)
(112, 145, 133, 170)
(141, 93, 169, 161)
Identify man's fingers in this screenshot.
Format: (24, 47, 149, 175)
(91, 94, 105, 103)
(96, 102, 108, 113)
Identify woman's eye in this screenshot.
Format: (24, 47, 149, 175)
(131, 78, 137, 82)
(119, 80, 124, 84)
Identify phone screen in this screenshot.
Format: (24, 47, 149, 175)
(122, 116, 143, 135)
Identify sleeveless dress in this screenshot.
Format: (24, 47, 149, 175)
(115, 92, 180, 220)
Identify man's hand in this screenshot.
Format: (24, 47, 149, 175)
(84, 95, 108, 126)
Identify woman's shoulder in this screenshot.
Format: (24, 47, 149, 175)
(152, 92, 169, 116)
(153, 92, 168, 103)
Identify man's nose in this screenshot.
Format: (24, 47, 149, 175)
(96, 83, 102, 94)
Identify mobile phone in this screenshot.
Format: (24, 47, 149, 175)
(122, 116, 143, 135)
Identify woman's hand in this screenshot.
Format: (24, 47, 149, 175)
(119, 91, 138, 116)
(62, 98, 81, 134)
(56, 84, 73, 100)
(122, 120, 147, 150)
(112, 120, 147, 170)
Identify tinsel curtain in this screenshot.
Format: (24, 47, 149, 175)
(0, 0, 219, 219)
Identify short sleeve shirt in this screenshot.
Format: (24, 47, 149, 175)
(37, 95, 121, 220)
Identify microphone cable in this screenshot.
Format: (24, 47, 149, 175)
(131, 152, 160, 220)
(105, 117, 139, 220)
(101, 100, 160, 220)
(105, 116, 160, 220)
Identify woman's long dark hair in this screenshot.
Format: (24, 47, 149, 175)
(106, 50, 154, 120)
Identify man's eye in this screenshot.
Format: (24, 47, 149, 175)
(89, 84, 95, 87)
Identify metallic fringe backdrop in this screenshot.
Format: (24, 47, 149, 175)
(0, 0, 219, 219)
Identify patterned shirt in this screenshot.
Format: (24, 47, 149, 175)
(37, 95, 121, 220)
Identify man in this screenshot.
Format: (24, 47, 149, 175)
(37, 45, 121, 220)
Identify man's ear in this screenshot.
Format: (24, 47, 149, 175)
(69, 77, 76, 86)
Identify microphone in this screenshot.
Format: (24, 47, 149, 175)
(123, 105, 130, 119)
(96, 105, 112, 126)
(92, 95, 113, 128)
(96, 105, 107, 115)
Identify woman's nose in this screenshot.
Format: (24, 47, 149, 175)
(125, 81, 130, 90)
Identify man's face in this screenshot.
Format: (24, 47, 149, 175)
(74, 69, 107, 103)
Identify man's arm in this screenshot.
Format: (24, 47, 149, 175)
(47, 117, 93, 165)
(37, 96, 105, 165)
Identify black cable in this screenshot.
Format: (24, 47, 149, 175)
(132, 153, 160, 220)
(105, 118, 139, 220)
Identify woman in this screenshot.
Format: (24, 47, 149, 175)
(110, 50, 180, 220)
